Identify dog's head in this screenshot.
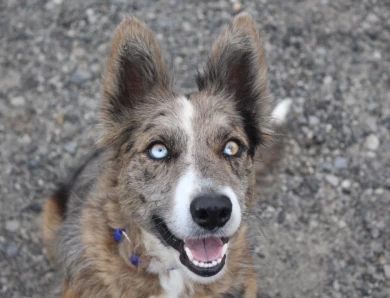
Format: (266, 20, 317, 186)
(99, 14, 270, 282)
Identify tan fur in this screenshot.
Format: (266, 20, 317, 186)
(43, 13, 272, 297)
(42, 196, 63, 261)
(62, 282, 78, 298)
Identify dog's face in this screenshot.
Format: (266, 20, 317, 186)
(99, 14, 269, 282)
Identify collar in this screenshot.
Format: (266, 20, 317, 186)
(114, 229, 176, 270)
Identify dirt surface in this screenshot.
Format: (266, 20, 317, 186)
(1, 0, 389, 297)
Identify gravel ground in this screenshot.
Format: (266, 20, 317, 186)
(1, 0, 389, 297)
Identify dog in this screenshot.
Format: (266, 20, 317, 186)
(42, 13, 290, 298)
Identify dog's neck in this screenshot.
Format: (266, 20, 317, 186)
(101, 199, 180, 275)
(109, 216, 193, 297)
(113, 228, 178, 271)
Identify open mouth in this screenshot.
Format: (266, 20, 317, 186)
(152, 216, 229, 277)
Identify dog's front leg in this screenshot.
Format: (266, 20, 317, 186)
(241, 268, 258, 298)
(61, 282, 80, 298)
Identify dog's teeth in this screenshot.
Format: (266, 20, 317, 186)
(184, 247, 193, 261)
(192, 259, 220, 268)
(222, 243, 228, 256)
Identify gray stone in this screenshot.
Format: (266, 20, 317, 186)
(333, 280, 340, 291)
(316, 47, 327, 56)
(64, 142, 77, 154)
(86, 8, 97, 24)
(322, 162, 333, 172)
(182, 21, 192, 32)
(5, 220, 20, 232)
(364, 134, 380, 151)
(371, 229, 380, 238)
(384, 265, 390, 279)
(0, 70, 21, 90)
(10, 96, 25, 107)
(308, 116, 320, 127)
(71, 69, 92, 85)
(323, 75, 333, 85)
(334, 157, 348, 170)
(6, 243, 19, 257)
(341, 180, 351, 193)
(326, 174, 339, 187)
(365, 117, 377, 131)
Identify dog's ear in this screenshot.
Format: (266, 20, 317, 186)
(196, 13, 270, 154)
(99, 17, 170, 143)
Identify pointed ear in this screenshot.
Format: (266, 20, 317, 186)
(196, 13, 270, 154)
(100, 17, 171, 128)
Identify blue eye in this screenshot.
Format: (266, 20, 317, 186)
(223, 140, 240, 156)
(149, 143, 168, 159)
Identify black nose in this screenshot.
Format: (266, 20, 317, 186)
(190, 194, 232, 230)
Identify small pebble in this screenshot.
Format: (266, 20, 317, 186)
(367, 13, 380, 24)
(326, 174, 339, 187)
(308, 116, 320, 127)
(277, 211, 285, 224)
(341, 180, 351, 193)
(233, 1, 242, 11)
(323, 75, 333, 85)
(5, 220, 20, 232)
(333, 280, 340, 291)
(10, 96, 25, 107)
(182, 22, 192, 32)
(375, 188, 384, 195)
(21, 134, 32, 144)
(25, 203, 42, 213)
(371, 229, 380, 238)
(316, 47, 327, 56)
(322, 161, 333, 172)
(6, 243, 19, 257)
(71, 69, 92, 85)
(338, 220, 347, 229)
(384, 264, 390, 279)
(334, 157, 348, 170)
(364, 134, 380, 151)
(64, 141, 77, 154)
(372, 50, 381, 60)
(174, 56, 183, 65)
(57, 112, 64, 125)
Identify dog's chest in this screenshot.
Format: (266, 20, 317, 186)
(155, 270, 186, 298)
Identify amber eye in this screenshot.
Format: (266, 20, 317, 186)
(223, 140, 240, 156)
(149, 143, 168, 160)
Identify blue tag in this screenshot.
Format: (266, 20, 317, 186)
(114, 229, 123, 243)
(130, 254, 140, 266)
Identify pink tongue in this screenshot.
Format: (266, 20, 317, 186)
(185, 237, 223, 262)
